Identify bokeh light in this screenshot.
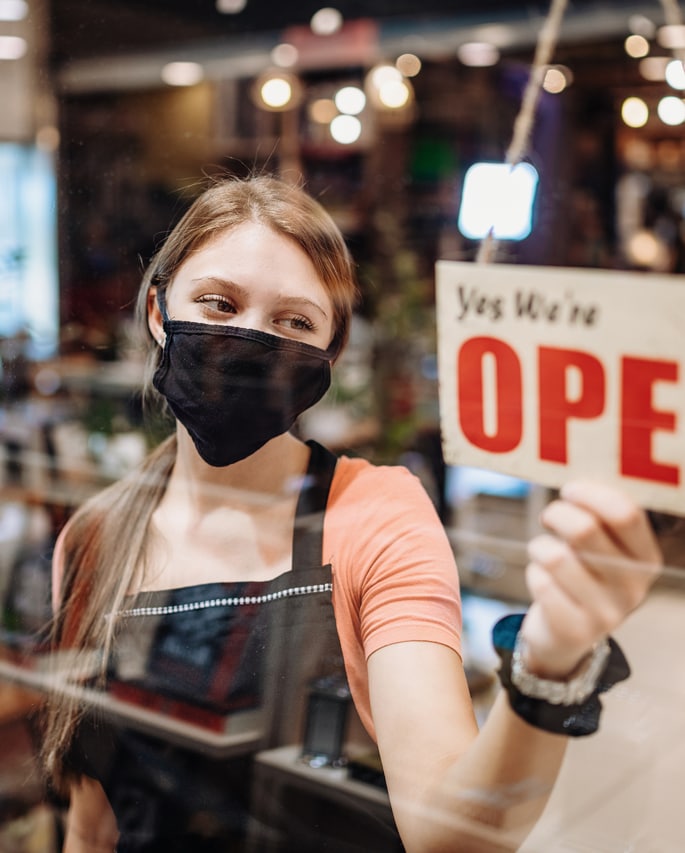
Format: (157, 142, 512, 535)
(271, 43, 299, 68)
(216, 0, 247, 13)
(621, 96, 649, 128)
(161, 62, 204, 86)
(260, 76, 293, 109)
(0, 35, 26, 59)
(330, 114, 361, 144)
(628, 14, 656, 39)
(0, 0, 27, 21)
(624, 34, 650, 58)
(627, 229, 671, 270)
(309, 98, 338, 124)
(657, 95, 685, 125)
(378, 79, 411, 109)
(665, 58, 685, 90)
(639, 56, 669, 81)
(657, 25, 685, 50)
(543, 66, 572, 94)
(334, 86, 366, 115)
(396, 53, 422, 77)
(457, 42, 500, 67)
(369, 64, 402, 89)
(311, 7, 343, 36)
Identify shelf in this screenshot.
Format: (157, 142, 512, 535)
(0, 654, 264, 759)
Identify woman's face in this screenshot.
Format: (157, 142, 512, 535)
(148, 221, 336, 350)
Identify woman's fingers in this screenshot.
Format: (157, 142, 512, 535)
(527, 532, 603, 611)
(526, 538, 631, 643)
(522, 564, 600, 677)
(558, 480, 662, 566)
(535, 499, 659, 612)
(521, 482, 663, 677)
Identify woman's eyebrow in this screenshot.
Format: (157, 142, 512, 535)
(191, 276, 247, 296)
(192, 276, 329, 319)
(276, 295, 329, 320)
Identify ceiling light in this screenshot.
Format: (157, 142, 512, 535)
(657, 25, 685, 50)
(216, 0, 247, 13)
(621, 96, 649, 128)
(396, 53, 421, 78)
(624, 34, 650, 58)
(369, 64, 402, 89)
(334, 86, 366, 115)
(161, 62, 204, 86)
(628, 14, 656, 39)
(330, 114, 361, 144)
(665, 58, 685, 90)
(365, 64, 414, 111)
(378, 80, 411, 109)
(261, 77, 292, 109)
(309, 98, 338, 124)
(543, 66, 572, 94)
(657, 95, 685, 125)
(639, 56, 669, 81)
(311, 8, 343, 36)
(457, 42, 500, 67)
(254, 71, 302, 110)
(0, 0, 27, 21)
(0, 35, 26, 59)
(627, 230, 670, 269)
(271, 43, 299, 68)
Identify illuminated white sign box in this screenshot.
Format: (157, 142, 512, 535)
(458, 162, 539, 241)
(436, 261, 685, 514)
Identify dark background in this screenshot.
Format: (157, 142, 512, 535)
(50, 0, 632, 61)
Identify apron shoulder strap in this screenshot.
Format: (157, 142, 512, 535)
(292, 440, 338, 569)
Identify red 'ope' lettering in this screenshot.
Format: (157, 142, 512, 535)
(538, 346, 605, 465)
(457, 337, 522, 453)
(455, 337, 680, 485)
(621, 356, 679, 485)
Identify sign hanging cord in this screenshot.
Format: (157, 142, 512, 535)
(476, 0, 569, 264)
(476, 0, 685, 265)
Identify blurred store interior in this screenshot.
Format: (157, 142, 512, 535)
(2, 0, 685, 849)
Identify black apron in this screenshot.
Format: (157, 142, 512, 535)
(68, 441, 399, 852)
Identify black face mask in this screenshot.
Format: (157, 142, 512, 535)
(152, 290, 334, 467)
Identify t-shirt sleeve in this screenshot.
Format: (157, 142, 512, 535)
(326, 457, 462, 662)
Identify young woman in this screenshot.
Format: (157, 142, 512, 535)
(46, 175, 662, 853)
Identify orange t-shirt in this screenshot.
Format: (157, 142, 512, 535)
(51, 454, 462, 743)
(326, 455, 462, 740)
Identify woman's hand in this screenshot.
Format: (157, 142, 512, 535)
(520, 480, 663, 679)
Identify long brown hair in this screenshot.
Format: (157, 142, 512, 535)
(43, 174, 359, 787)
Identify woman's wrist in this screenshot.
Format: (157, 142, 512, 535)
(512, 633, 611, 706)
(492, 614, 631, 737)
(516, 633, 599, 682)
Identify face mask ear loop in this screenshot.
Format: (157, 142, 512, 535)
(156, 287, 171, 324)
(325, 339, 341, 364)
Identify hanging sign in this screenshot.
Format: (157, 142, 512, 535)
(436, 261, 685, 514)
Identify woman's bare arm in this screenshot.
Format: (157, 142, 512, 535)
(368, 481, 662, 853)
(63, 776, 119, 853)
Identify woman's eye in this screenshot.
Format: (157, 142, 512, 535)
(279, 315, 315, 332)
(196, 295, 236, 314)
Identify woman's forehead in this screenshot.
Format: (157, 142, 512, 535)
(168, 223, 334, 311)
